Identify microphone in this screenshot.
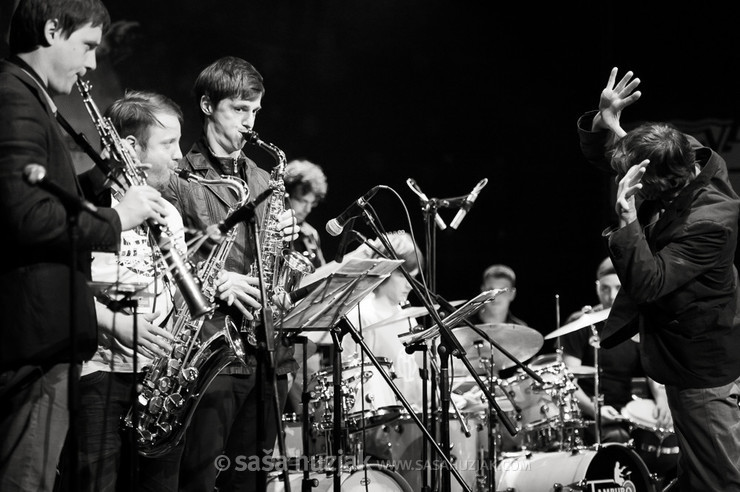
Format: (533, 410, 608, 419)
(406, 178, 447, 230)
(23, 163, 103, 219)
(325, 186, 380, 237)
(449, 178, 488, 230)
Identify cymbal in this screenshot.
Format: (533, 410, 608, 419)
(450, 323, 544, 376)
(544, 308, 611, 340)
(363, 300, 466, 330)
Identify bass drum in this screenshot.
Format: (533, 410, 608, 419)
(266, 464, 413, 491)
(496, 444, 656, 492)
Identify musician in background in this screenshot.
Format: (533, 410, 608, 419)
(341, 231, 426, 409)
(160, 56, 299, 492)
(284, 158, 328, 269)
(283, 158, 329, 414)
(56, 90, 188, 492)
(477, 264, 528, 327)
(560, 257, 671, 444)
(0, 2, 169, 491)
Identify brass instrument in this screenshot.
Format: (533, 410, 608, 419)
(75, 78, 213, 320)
(242, 130, 315, 345)
(124, 173, 250, 457)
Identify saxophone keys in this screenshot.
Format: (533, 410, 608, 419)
(180, 366, 199, 383)
(157, 376, 172, 393)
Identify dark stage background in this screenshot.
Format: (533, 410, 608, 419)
(3, 2, 740, 354)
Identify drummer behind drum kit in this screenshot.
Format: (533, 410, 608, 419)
(271, 305, 677, 492)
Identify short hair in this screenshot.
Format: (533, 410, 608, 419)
(193, 56, 264, 108)
(482, 264, 516, 287)
(9, 0, 110, 54)
(609, 122, 696, 202)
(595, 257, 616, 280)
(370, 231, 424, 275)
(284, 159, 328, 201)
(104, 90, 183, 147)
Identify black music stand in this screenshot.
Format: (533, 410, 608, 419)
(278, 257, 402, 492)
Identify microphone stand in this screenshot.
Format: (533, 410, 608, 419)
(359, 207, 517, 492)
(66, 208, 81, 492)
(247, 208, 292, 492)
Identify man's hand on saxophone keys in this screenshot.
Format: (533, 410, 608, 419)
(215, 271, 262, 320)
(277, 208, 300, 241)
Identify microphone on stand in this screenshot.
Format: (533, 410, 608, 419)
(206, 187, 274, 240)
(325, 186, 380, 236)
(23, 163, 105, 220)
(406, 178, 447, 230)
(449, 178, 488, 230)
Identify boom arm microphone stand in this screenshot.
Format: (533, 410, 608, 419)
(359, 206, 516, 492)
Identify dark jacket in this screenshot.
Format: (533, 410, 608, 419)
(578, 111, 740, 388)
(0, 59, 121, 372)
(163, 138, 297, 375)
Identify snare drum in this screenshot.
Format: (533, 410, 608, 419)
(621, 399, 679, 482)
(496, 443, 656, 492)
(311, 357, 403, 433)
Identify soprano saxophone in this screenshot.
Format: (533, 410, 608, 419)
(124, 173, 250, 457)
(75, 78, 212, 319)
(242, 130, 315, 345)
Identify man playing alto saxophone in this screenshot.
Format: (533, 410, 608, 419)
(55, 90, 190, 492)
(159, 56, 300, 492)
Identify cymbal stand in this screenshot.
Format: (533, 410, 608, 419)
(292, 335, 318, 492)
(589, 324, 602, 446)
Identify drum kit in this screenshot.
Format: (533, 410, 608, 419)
(268, 298, 678, 492)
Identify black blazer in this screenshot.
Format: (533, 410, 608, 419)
(0, 59, 121, 372)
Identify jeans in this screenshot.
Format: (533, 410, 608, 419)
(175, 370, 288, 492)
(0, 363, 71, 492)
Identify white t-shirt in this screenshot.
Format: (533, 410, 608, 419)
(342, 293, 425, 411)
(82, 199, 186, 376)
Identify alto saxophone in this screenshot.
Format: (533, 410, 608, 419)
(242, 130, 316, 345)
(75, 78, 213, 319)
(124, 173, 250, 457)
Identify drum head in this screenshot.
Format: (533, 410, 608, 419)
(622, 398, 674, 432)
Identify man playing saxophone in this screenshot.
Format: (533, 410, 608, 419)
(0, 2, 170, 491)
(159, 56, 300, 492)
(55, 89, 189, 492)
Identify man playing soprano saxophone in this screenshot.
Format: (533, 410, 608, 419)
(0, 1, 169, 491)
(160, 56, 300, 492)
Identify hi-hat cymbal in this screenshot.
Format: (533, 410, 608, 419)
(544, 308, 611, 340)
(450, 323, 544, 376)
(363, 300, 466, 330)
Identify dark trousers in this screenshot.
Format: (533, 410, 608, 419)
(176, 370, 288, 492)
(666, 377, 740, 491)
(55, 371, 173, 492)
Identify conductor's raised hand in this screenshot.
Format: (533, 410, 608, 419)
(615, 159, 648, 226)
(593, 67, 642, 138)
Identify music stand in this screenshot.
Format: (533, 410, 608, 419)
(278, 257, 402, 492)
(88, 280, 153, 491)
